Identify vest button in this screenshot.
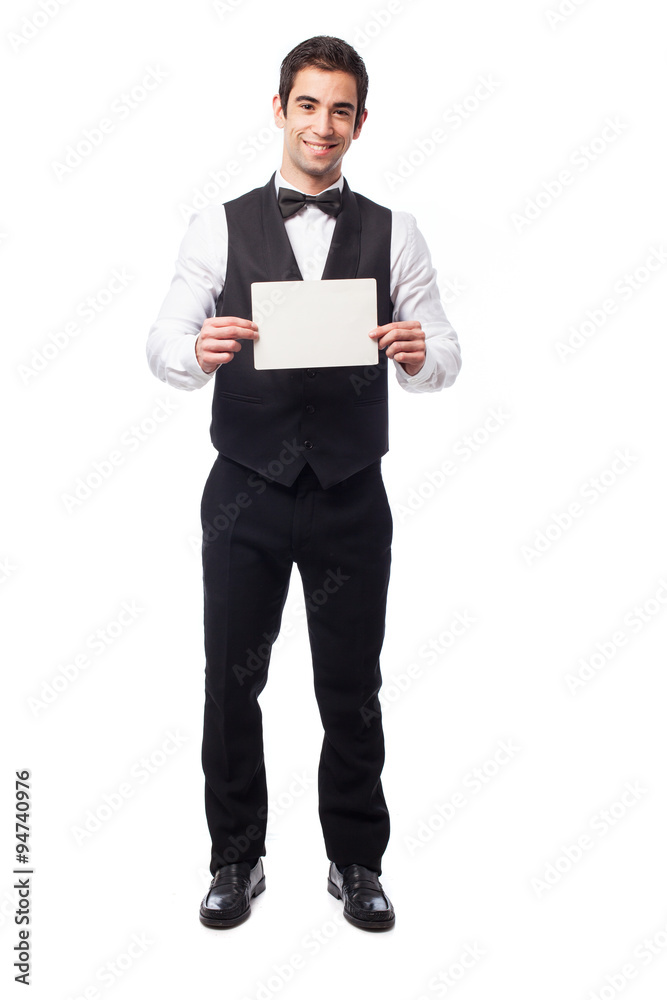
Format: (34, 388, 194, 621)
(304, 440, 313, 449)
(305, 404, 315, 414)
(306, 369, 317, 378)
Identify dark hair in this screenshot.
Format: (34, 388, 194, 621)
(279, 36, 369, 131)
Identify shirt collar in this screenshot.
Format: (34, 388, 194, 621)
(274, 169, 344, 198)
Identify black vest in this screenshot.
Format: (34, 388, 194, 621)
(211, 172, 394, 489)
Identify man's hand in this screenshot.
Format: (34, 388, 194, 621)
(369, 320, 426, 376)
(195, 317, 259, 373)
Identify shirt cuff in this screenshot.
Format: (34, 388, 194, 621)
(392, 345, 436, 389)
(182, 334, 217, 387)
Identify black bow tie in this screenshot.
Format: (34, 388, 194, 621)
(277, 186, 342, 219)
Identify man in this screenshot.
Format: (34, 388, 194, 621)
(147, 35, 461, 932)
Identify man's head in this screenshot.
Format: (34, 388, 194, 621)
(273, 36, 369, 192)
(278, 36, 369, 131)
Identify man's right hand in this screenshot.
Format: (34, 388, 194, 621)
(195, 317, 259, 374)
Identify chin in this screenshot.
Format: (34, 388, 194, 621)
(296, 159, 331, 176)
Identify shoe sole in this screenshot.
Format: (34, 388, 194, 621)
(199, 875, 266, 928)
(327, 878, 395, 931)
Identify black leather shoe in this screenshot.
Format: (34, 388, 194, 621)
(327, 862, 395, 930)
(199, 859, 265, 928)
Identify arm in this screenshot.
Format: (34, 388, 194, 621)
(370, 211, 462, 392)
(146, 206, 257, 389)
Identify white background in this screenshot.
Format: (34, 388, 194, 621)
(2, 1, 666, 998)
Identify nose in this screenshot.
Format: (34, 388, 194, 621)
(311, 110, 335, 137)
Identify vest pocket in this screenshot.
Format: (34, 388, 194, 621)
(353, 396, 386, 405)
(218, 390, 263, 404)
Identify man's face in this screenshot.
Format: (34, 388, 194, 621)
(273, 66, 367, 191)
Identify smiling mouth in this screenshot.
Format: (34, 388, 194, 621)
(303, 140, 337, 151)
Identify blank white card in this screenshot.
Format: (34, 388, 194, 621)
(251, 278, 378, 370)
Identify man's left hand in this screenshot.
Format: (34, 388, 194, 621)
(369, 321, 425, 376)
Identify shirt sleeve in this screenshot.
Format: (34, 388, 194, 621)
(146, 205, 228, 390)
(389, 210, 462, 392)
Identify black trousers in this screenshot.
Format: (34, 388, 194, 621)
(200, 453, 393, 876)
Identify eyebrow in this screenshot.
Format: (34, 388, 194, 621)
(293, 95, 356, 111)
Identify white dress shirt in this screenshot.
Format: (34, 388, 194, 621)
(146, 169, 461, 392)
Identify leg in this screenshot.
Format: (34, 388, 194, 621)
(293, 461, 393, 875)
(201, 456, 293, 874)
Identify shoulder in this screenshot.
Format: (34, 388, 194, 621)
(389, 210, 419, 260)
(175, 203, 229, 270)
(351, 188, 417, 237)
(351, 188, 392, 216)
(390, 208, 417, 236)
(223, 182, 267, 212)
(350, 189, 423, 264)
(181, 201, 228, 244)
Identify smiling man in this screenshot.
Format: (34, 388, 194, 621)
(147, 35, 461, 932)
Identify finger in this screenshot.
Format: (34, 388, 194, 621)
(387, 343, 425, 359)
(370, 321, 421, 337)
(378, 330, 425, 350)
(392, 351, 425, 363)
(207, 316, 258, 330)
(206, 339, 244, 354)
(206, 326, 259, 342)
(372, 328, 423, 347)
(201, 350, 234, 369)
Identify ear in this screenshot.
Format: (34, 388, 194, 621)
(353, 107, 368, 140)
(272, 93, 286, 129)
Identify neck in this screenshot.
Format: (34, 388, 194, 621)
(279, 162, 342, 195)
